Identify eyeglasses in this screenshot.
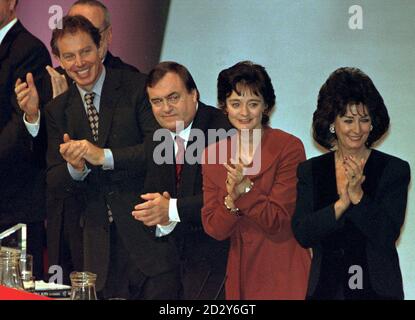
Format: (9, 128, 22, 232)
(150, 93, 181, 107)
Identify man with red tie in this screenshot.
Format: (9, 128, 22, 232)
(132, 61, 231, 299)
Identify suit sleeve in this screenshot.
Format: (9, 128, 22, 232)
(176, 194, 203, 225)
(234, 137, 306, 238)
(346, 158, 410, 250)
(0, 38, 51, 163)
(111, 87, 158, 171)
(0, 111, 27, 162)
(201, 163, 240, 241)
(291, 160, 345, 248)
(45, 102, 85, 197)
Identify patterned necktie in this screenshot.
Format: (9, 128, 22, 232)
(84, 92, 99, 142)
(175, 136, 185, 187)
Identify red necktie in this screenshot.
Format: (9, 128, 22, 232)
(175, 136, 185, 187)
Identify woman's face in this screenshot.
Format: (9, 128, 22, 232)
(333, 103, 372, 151)
(225, 87, 266, 131)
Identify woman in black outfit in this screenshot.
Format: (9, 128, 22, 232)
(292, 67, 411, 300)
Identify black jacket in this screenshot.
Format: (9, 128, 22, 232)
(0, 21, 51, 224)
(292, 150, 410, 299)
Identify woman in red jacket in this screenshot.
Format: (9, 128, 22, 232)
(201, 61, 310, 299)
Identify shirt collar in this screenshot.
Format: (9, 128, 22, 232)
(0, 18, 18, 45)
(76, 66, 106, 100)
(169, 103, 199, 143)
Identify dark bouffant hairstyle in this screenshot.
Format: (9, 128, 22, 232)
(217, 61, 276, 126)
(51, 15, 101, 57)
(313, 67, 390, 149)
(146, 61, 200, 100)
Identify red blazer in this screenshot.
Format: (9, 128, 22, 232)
(202, 128, 311, 300)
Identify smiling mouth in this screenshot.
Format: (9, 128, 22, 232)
(75, 68, 90, 77)
(348, 136, 363, 141)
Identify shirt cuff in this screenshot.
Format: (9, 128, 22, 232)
(67, 162, 90, 181)
(168, 198, 181, 222)
(23, 111, 40, 137)
(102, 148, 114, 170)
(156, 221, 178, 237)
(155, 198, 181, 237)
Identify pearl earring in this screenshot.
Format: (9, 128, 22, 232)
(329, 125, 335, 134)
(370, 125, 373, 131)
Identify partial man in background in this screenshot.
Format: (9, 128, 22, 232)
(132, 62, 231, 299)
(0, 0, 51, 279)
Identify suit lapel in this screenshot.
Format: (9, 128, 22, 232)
(312, 152, 338, 211)
(178, 105, 211, 196)
(97, 69, 121, 147)
(0, 21, 23, 62)
(153, 134, 177, 196)
(65, 87, 94, 141)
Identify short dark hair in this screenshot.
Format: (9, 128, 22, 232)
(71, 0, 111, 29)
(217, 61, 276, 126)
(146, 61, 200, 100)
(50, 15, 101, 57)
(313, 67, 390, 149)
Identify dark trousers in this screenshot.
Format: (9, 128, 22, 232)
(99, 223, 180, 300)
(58, 210, 84, 285)
(180, 258, 226, 300)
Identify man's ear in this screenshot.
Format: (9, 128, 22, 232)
(98, 45, 106, 61)
(106, 26, 113, 46)
(10, 0, 17, 11)
(191, 89, 198, 103)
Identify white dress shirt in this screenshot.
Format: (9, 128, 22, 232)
(156, 104, 199, 237)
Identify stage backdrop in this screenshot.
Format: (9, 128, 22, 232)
(160, 0, 415, 299)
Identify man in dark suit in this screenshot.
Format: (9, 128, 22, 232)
(132, 62, 230, 299)
(41, 0, 139, 285)
(18, 0, 140, 284)
(0, 0, 51, 279)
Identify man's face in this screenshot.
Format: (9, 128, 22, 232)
(68, 4, 112, 59)
(147, 72, 198, 132)
(57, 30, 103, 92)
(0, 0, 14, 30)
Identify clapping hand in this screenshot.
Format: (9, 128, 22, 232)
(343, 155, 365, 204)
(132, 192, 171, 226)
(15, 73, 40, 123)
(46, 65, 69, 98)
